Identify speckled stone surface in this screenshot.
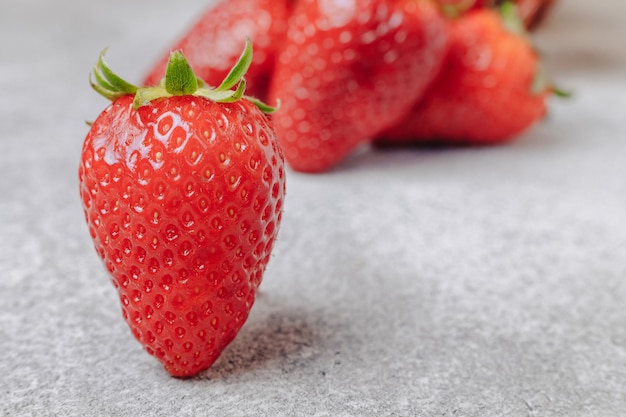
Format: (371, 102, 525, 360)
(1, 1, 625, 416)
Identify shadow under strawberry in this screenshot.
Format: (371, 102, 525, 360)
(192, 304, 330, 380)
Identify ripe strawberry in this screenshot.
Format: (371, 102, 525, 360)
(377, 5, 553, 146)
(143, 0, 292, 100)
(79, 41, 285, 378)
(267, 0, 449, 172)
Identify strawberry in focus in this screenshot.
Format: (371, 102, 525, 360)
(79, 41, 285, 378)
(267, 0, 450, 173)
(377, 4, 554, 147)
(143, 0, 292, 100)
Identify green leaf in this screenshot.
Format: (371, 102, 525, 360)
(89, 74, 120, 101)
(89, 42, 273, 110)
(499, 1, 526, 37)
(96, 49, 138, 94)
(91, 66, 116, 93)
(552, 87, 572, 98)
(218, 78, 247, 103)
(439, 0, 476, 19)
(246, 96, 281, 114)
(530, 63, 571, 99)
(530, 63, 547, 95)
(164, 51, 199, 95)
(216, 38, 253, 92)
(90, 49, 138, 101)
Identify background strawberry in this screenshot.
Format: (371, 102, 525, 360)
(377, 4, 552, 147)
(79, 42, 285, 378)
(267, 0, 450, 173)
(143, 0, 292, 100)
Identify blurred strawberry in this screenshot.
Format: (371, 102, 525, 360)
(268, 0, 449, 172)
(143, 0, 292, 99)
(376, 4, 557, 146)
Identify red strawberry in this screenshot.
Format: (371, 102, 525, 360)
(79, 41, 285, 378)
(377, 5, 553, 146)
(267, 0, 449, 173)
(143, 0, 291, 100)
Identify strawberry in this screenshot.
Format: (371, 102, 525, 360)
(79, 41, 285, 378)
(377, 4, 553, 146)
(267, 0, 449, 172)
(143, 0, 292, 100)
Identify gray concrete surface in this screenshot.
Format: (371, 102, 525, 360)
(1, 0, 625, 415)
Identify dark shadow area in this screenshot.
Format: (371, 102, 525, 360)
(193, 301, 331, 380)
(327, 141, 511, 176)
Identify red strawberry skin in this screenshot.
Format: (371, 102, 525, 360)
(143, 0, 291, 100)
(79, 95, 285, 377)
(378, 9, 547, 146)
(268, 0, 449, 173)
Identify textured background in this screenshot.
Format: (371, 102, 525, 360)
(1, 0, 625, 416)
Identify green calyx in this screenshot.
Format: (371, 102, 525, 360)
(90, 39, 278, 114)
(437, 0, 478, 19)
(531, 62, 571, 98)
(499, 1, 527, 37)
